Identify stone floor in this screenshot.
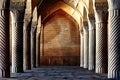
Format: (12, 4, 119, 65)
(1, 66, 109, 80)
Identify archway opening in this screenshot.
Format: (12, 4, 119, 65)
(40, 9, 80, 66)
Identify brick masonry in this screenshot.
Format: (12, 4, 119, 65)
(40, 10, 80, 66)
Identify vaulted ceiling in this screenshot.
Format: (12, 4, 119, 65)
(10, 0, 108, 29)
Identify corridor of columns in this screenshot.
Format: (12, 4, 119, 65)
(0, 0, 120, 80)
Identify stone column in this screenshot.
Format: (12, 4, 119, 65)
(36, 26, 40, 67)
(23, 18, 32, 70)
(83, 21, 89, 69)
(10, 2, 25, 73)
(88, 14, 95, 70)
(0, 0, 10, 78)
(94, 3, 108, 73)
(80, 30, 84, 67)
(31, 22, 37, 68)
(108, 0, 120, 79)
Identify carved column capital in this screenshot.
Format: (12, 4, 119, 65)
(23, 21, 29, 31)
(24, 14, 32, 22)
(0, 0, 10, 9)
(10, 2, 25, 21)
(88, 14, 95, 21)
(83, 21, 88, 32)
(80, 29, 83, 34)
(108, 0, 120, 10)
(88, 14, 95, 30)
(94, 3, 108, 23)
(10, 2, 25, 10)
(32, 22, 38, 27)
(94, 2, 108, 11)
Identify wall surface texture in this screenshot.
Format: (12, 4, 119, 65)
(40, 10, 80, 66)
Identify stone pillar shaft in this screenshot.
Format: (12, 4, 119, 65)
(36, 29, 40, 67)
(0, 9, 10, 78)
(88, 15, 95, 70)
(12, 21, 23, 73)
(11, 2, 25, 73)
(94, 3, 108, 73)
(83, 22, 89, 68)
(23, 21, 31, 70)
(96, 22, 107, 73)
(108, 0, 120, 78)
(89, 28, 95, 70)
(80, 30, 84, 67)
(31, 23, 37, 68)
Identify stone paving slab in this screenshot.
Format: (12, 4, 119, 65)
(0, 66, 109, 80)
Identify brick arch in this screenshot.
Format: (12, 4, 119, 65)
(38, 1, 81, 24)
(43, 9, 78, 26)
(40, 9, 80, 66)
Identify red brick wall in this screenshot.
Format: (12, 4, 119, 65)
(40, 10, 80, 66)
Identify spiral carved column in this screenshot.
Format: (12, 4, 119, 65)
(108, 0, 120, 79)
(36, 27, 40, 67)
(31, 22, 37, 68)
(88, 14, 95, 70)
(10, 2, 25, 73)
(94, 3, 108, 73)
(80, 30, 84, 67)
(0, 1, 10, 77)
(23, 20, 31, 70)
(83, 21, 89, 69)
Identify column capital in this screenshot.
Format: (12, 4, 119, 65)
(88, 14, 95, 21)
(23, 21, 29, 30)
(94, 2, 108, 11)
(32, 22, 38, 27)
(10, 2, 25, 22)
(83, 21, 88, 32)
(0, 0, 10, 10)
(23, 19, 32, 32)
(80, 29, 83, 33)
(83, 21, 88, 27)
(108, 0, 120, 10)
(88, 14, 95, 30)
(10, 2, 25, 11)
(24, 14, 32, 22)
(31, 22, 37, 33)
(94, 3, 108, 23)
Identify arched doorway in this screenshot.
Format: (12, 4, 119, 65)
(40, 9, 80, 66)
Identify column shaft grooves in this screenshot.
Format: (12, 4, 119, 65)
(0, 10, 10, 77)
(12, 21, 23, 72)
(96, 22, 107, 73)
(108, 9, 120, 79)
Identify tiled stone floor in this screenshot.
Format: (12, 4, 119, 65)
(1, 66, 109, 80)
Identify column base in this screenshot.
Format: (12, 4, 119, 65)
(88, 66, 95, 71)
(24, 66, 31, 71)
(36, 64, 40, 68)
(80, 64, 83, 67)
(12, 67, 23, 73)
(108, 71, 120, 79)
(0, 69, 10, 78)
(83, 65, 88, 69)
(31, 65, 36, 68)
(96, 68, 107, 73)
